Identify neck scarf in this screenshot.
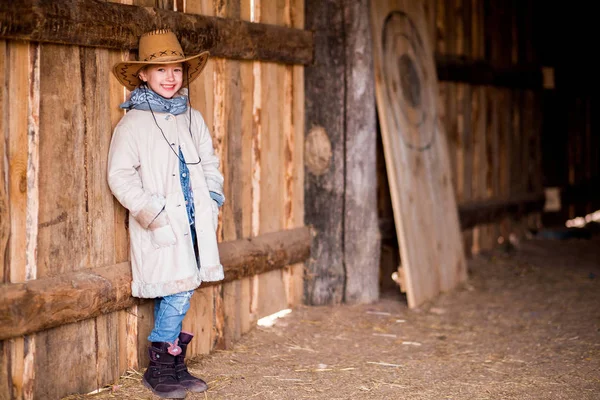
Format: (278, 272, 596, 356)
(120, 85, 188, 115)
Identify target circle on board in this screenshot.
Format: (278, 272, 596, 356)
(382, 11, 436, 151)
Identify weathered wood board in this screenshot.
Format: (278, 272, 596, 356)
(370, 0, 467, 307)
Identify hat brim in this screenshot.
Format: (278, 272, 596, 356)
(112, 51, 210, 91)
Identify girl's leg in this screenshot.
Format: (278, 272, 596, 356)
(148, 290, 195, 344)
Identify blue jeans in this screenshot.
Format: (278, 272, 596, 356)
(147, 290, 194, 343)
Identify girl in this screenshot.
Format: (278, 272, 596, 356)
(108, 29, 224, 399)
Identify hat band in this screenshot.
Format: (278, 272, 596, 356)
(141, 49, 185, 62)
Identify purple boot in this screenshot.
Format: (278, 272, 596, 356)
(142, 342, 187, 399)
(175, 331, 208, 392)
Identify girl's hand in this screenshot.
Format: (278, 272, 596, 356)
(211, 200, 219, 231)
(148, 211, 177, 248)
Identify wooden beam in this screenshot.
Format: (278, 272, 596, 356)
(379, 191, 546, 240)
(0, 0, 313, 65)
(553, 178, 600, 208)
(436, 53, 544, 90)
(0, 226, 311, 341)
(458, 191, 546, 230)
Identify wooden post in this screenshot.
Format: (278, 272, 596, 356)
(304, 0, 346, 305)
(342, 0, 380, 304)
(305, 0, 380, 305)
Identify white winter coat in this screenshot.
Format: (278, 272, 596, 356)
(107, 108, 224, 298)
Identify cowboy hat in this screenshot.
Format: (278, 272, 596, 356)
(112, 29, 209, 91)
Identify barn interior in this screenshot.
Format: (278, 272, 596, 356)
(375, 1, 600, 298)
(0, 0, 598, 399)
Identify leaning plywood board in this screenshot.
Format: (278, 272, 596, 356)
(370, 0, 467, 308)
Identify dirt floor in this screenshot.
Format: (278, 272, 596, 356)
(64, 235, 600, 399)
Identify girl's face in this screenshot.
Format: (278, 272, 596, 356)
(138, 63, 183, 99)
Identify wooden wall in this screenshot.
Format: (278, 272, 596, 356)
(378, 0, 544, 291)
(378, 0, 547, 286)
(0, 0, 305, 398)
(537, 2, 599, 227)
(380, 0, 545, 263)
(435, 0, 543, 254)
(542, 87, 599, 226)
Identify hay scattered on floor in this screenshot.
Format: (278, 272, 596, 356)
(62, 238, 600, 399)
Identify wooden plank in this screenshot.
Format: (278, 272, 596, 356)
(239, 2, 254, 242)
(6, 40, 40, 400)
(107, 35, 134, 378)
(256, 0, 290, 319)
(444, 0, 458, 200)
(258, 0, 285, 236)
(249, 0, 262, 325)
(0, 0, 313, 65)
(458, 0, 473, 256)
(370, 0, 467, 308)
(81, 44, 121, 387)
(106, 0, 137, 375)
(469, 0, 487, 253)
(435, 54, 544, 89)
(304, 0, 345, 305)
(220, 57, 244, 241)
(458, 191, 546, 230)
(284, 0, 305, 308)
(238, 0, 255, 332)
(239, 277, 252, 334)
(181, 286, 214, 356)
(118, 305, 139, 372)
(509, 0, 525, 237)
(342, 0, 380, 304)
(135, 301, 154, 367)
(0, 39, 7, 399)
(497, 86, 511, 239)
(290, 0, 304, 233)
(213, 0, 243, 350)
(499, 2, 513, 241)
(0, 341, 8, 400)
(36, 45, 87, 277)
(7, 43, 32, 286)
(33, 42, 98, 398)
(83, 46, 116, 275)
(422, 0, 436, 52)
(223, 280, 242, 348)
(0, 39, 7, 285)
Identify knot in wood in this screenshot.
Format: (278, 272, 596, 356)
(304, 126, 331, 176)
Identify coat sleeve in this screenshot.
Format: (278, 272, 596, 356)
(107, 122, 166, 229)
(193, 110, 225, 203)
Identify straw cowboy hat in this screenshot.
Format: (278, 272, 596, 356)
(112, 29, 209, 91)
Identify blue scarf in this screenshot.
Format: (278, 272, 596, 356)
(120, 85, 188, 115)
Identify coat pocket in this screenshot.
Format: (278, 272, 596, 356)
(149, 224, 177, 249)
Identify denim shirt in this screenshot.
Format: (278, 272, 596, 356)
(179, 147, 196, 226)
(178, 147, 224, 227)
